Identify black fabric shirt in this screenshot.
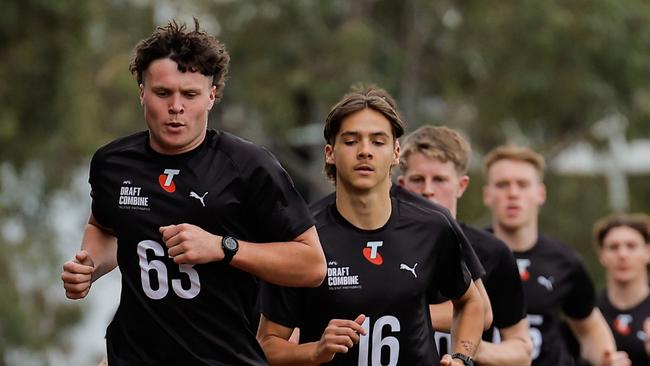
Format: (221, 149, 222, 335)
(465, 225, 526, 334)
(511, 234, 596, 366)
(310, 186, 485, 281)
(260, 195, 472, 366)
(598, 290, 650, 365)
(390, 186, 485, 281)
(90, 129, 314, 366)
(435, 224, 526, 355)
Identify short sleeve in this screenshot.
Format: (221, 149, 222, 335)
(258, 281, 305, 328)
(241, 148, 315, 242)
(88, 150, 114, 230)
(434, 218, 472, 300)
(562, 259, 596, 320)
(463, 237, 486, 280)
(489, 247, 527, 328)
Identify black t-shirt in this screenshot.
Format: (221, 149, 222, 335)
(390, 186, 485, 281)
(260, 195, 472, 365)
(511, 234, 596, 366)
(466, 225, 526, 333)
(598, 289, 650, 365)
(310, 186, 485, 281)
(90, 130, 314, 365)
(435, 224, 526, 355)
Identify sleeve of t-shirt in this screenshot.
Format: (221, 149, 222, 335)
(259, 281, 305, 329)
(562, 257, 597, 320)
(433, 216, 472, 301)
(88, 150, 114, 230)
(489, 246, 527, 328)
(240, 147, 315, 242)
(463, 235, 486, 281)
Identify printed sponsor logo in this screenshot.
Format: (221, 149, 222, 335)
(536, 276, 554, 291)
(614, 314, 632, 336)
(363, 241, 384, 265)
(159, 169, 180, 193)
(190, 191, 208, 207)
(399, 263, 418, 278)
(327, 265, 361, 290)
(118, 181, 150, 211)
(516, 258, 531, 281)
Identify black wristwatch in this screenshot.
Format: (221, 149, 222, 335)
(221, 236, 239, 264)
(451, 353, 475, 366)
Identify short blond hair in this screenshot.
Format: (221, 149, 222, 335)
(483, 145, 546, 180)
(399, 125, 471, 175)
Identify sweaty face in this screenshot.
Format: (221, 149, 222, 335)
(140, 58, 216, 155)
(599, 226, 650, 284)
(325, 108, 399, 192)
(398, 153, 468, 217)
(483, 159, 546, 232)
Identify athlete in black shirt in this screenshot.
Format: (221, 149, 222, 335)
(61, 20, 326, 365)
(310, 186, 490, 330)
(594, 213, 650, 365)
(257, 86, 484, 366)
(482, 145, 629, 366)
(398, 126, 531, 365)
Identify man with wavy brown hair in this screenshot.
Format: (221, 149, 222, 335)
(258, 86, 483, 366)
(594, 213, 650, 365)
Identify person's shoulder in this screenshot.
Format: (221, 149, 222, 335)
(391, 185, 451, 216)
(536, 233, 583, 261)
(211, 130, 283, 174)
(596, 288, 610, 307)
(94, 131, 148, 158)
(308, 196, 341, 232)
(391, 186, 455, 227)
(309, 192, 335, 218)
(212, 130, 269, 157)
(461, 224, 511, 254)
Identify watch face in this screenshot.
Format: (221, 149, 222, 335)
(223, 236, 238, 251)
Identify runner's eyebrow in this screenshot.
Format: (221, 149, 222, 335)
(339, 131, 390, 138)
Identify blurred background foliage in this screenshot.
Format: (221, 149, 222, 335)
(1, 0, 650, 364)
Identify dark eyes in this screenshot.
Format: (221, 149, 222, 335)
(342, 140, 387, 145)
(153, 91, 199, 98)
(409, 177, 445, 183)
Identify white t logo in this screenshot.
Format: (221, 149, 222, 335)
(163, 169, 180, 186)
(366, 241, 383, 259)
(516, 258, 531, 274)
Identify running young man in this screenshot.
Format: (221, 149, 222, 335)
(60, 20, 326, 365)
(594, 213, 650, 365)
(482, 145, 630, 366)
(257, 86, 484, 365)
(398, 126, 532, 365)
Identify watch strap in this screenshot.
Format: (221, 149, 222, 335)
(451, 353, 474, 366)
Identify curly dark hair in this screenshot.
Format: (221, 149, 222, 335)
(323, 85, 405, 181)
(129, 18, 230, 103)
